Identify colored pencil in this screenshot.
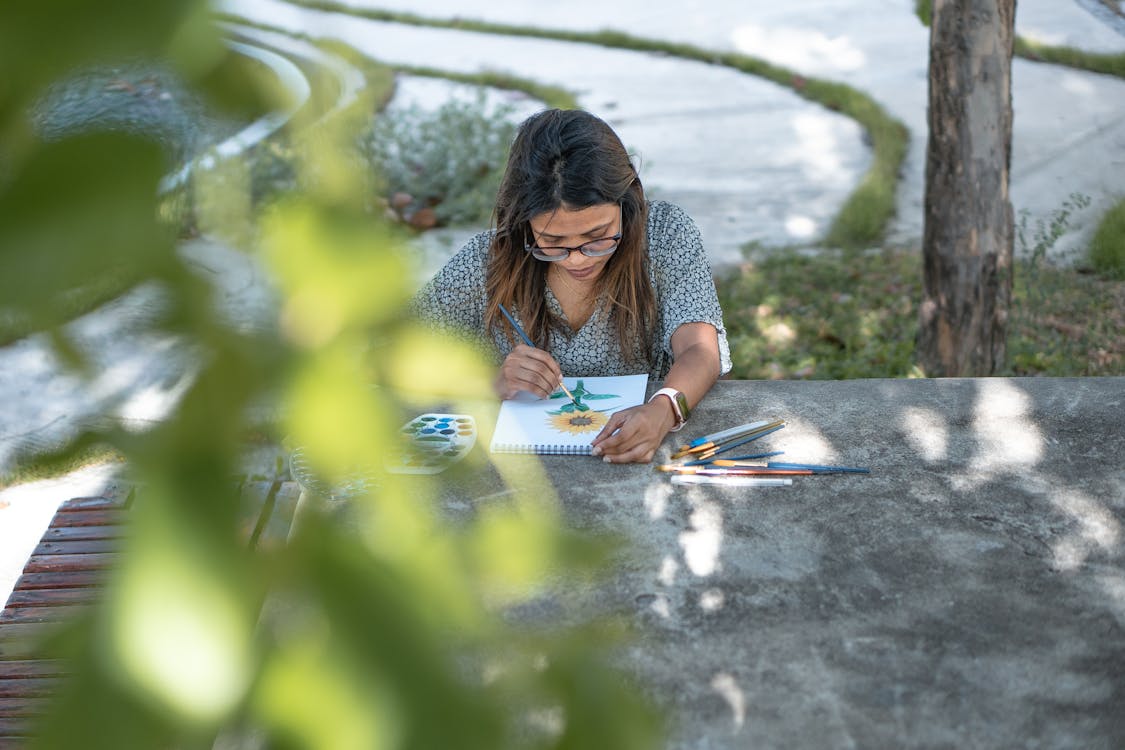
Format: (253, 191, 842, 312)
(497, 303, 581, 409)
(671, 475, 793, 487)
(671, 419, 786, 459)
(683, 420, 773, 450)
(693, 423, 786, 461)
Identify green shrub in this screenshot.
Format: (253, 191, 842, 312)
(362, 91, 516, 227)
(1089, 198, 1125, 280)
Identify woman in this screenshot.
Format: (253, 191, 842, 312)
(414, 109, 731, 463)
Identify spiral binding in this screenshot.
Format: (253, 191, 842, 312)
(490, 443, 592, 455)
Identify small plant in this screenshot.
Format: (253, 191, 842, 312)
(1014, 192, 1090, 311)
(1006, 193, 1125, 375)
(1089, 197, 1125, 280)
(361, 91, 517, 228)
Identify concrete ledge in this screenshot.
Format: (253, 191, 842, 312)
(490, 377, 1124, 748)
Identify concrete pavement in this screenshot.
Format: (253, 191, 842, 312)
(3, 0, 1124, 716)
(417, 376, 1125, 748)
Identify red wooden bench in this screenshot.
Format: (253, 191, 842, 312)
(0, 478, 301, 746)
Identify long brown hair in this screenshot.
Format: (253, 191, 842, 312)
(483, 109, 655, 370)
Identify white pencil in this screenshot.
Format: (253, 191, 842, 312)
(670, 475, 793, 487)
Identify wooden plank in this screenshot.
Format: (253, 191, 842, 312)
(32, 539, 118, 556)
(3, 589, 101, 609)
(0, 681, 56, 700)
(0, 697, 47, 718)
(0, 661, 67, 679)
(0, 607, 84, 626)
(0, 626, 46, 660)
(48, 510, 128, 528)
(13, 571, 104, 591)
(57, 484, 132, 512)
(42, 525, 127, 542)
(23, 554, 116, 574)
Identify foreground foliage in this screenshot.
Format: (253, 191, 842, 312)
(1, 1, 660, 748)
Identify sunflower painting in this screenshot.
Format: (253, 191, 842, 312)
(547, 408, 609, 435)
(545, 379, 618, 435)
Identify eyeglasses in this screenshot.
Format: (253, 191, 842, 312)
(524, 232, 622, 262)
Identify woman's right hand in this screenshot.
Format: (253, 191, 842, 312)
(494, 344, 563, 400)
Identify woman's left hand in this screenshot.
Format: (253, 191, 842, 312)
(590, 400, 677, 464)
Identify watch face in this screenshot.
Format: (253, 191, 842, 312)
(674, 391, 690, 420)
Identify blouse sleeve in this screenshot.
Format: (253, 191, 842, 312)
(410, 230, 492, 342)
(647, 201, 733, 376)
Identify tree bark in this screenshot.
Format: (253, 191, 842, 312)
(918, 0, 1016, 376)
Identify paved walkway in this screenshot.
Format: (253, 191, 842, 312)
(223, 0, 1125, 262)
(3, 0, 1124, 607)
(226, 0, 873, 266)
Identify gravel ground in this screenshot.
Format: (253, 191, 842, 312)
(31, 59, 247, 168)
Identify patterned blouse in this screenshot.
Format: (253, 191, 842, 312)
(412, 200, 732, 379)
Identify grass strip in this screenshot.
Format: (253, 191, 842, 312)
(395, 66, 578, 110)
(916, 1, 1125, 81)
(716, 246, 1123, 379)
(217, 13, 579, 110)
(279, 0, 909, 250)
(1014, 37, 1125, 80)
(0, 442, 126, 490)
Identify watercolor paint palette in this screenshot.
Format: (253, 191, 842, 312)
(386, 413, 477, 475)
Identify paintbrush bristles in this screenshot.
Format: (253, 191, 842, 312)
(556, 380, 584, 410)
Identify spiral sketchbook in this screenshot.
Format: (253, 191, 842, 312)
(489, 374, 649, 455)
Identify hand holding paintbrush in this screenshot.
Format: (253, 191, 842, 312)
(496, 303, 583, 409)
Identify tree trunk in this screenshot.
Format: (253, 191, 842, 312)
(918, 0, 1016, 376)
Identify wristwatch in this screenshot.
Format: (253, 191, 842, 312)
(649, 387, 690, 432)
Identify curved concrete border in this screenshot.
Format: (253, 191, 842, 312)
(247, 0, 1125, 265)
(159, 38, 310, 193)
(159, 27, 369, 194)
(221, 0, 873, 266)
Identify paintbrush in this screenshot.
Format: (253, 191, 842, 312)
(683, 451, 783, 467)
(766, 462, 870, 474)
(656, 465, 812, 476)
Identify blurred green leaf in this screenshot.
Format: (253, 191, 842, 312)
(108, 518, 256, 722)
(0, 132, 171, 322)
(9, 5, 663, 748)
(263, 200, 411, 347)
(0, 0, 204, 127)
(190, 45, 293, 121)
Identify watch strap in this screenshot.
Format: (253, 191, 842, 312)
(650, 387, 688, 432)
